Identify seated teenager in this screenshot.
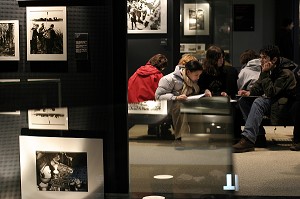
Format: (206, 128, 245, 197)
(233, 45, 297, 153)
(155, 60, 204, 141)
(128, 54, 168, 135)
(197, 45, 238, 99)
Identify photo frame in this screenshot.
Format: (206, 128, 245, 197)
(127, 0, 167, 34)
(184, 3, 210, 35)
(0, 20, 19, 61)
(19, 135, 104, 199)
(26, 6, 67, 61)
(233, 4, 255, 31)
(180, 43, 205, 53)
(28, 107, 68, 130)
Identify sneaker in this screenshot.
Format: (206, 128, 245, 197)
(255, 135, 267, 148)
(173, 138, 184, 150)
(290, 143, 300, 151)
(233, 136, 255, 153)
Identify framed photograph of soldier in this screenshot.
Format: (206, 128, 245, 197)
(26, 6, 67, 61)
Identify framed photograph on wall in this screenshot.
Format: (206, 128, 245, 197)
(127, 0, 167, 34)
(19, 135, 104, 199)
(184, 3, 210, 35)
(26, 6, 67, 61)
(0, 20, 19, 61)
(28, 107, 68, 130)
(180, 43, 205, 53)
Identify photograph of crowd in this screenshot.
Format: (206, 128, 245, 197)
(127, 0, 167, 33)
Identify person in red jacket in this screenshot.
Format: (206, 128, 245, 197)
(128, 53, 168, 136)
(128, 54, 168, 103)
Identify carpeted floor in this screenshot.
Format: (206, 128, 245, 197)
(128, 125, 300, 198)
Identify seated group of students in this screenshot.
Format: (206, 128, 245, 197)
(128, 44, 300, 153)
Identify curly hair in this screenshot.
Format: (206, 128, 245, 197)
(240, 49, 259, 65)
(148, 54, 168, 70)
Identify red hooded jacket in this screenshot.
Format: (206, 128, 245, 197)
(128, 62, 163, 103)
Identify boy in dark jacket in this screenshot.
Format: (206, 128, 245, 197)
(233, 45, 297, 153)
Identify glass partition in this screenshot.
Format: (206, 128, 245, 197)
(128, 97, 234, 198)
(128, 0, 234, 198)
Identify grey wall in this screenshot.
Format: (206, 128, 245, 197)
(232, 0, 275, 70)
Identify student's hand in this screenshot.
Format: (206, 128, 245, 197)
(262, 61, 273, 72)
(205, 89, 212, 97)
(238, 90, 250, 96)
(176, 94, 187, 101)
(221, 92, 228, 97)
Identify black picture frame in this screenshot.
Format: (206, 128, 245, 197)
(233, 4, 255, 31)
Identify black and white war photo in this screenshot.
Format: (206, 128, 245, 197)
(27, 7, 67, 61)
(127, 0, 167, 33)
(0, 20, 19, 60)
(36, 151, 88, 192)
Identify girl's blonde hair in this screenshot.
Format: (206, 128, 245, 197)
(178, 54, 198, 65)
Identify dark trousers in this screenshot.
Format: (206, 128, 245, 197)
(292, 100, 300, 143)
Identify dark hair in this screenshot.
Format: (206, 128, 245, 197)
(240, 49, 259, 65)
(185, 60, 203, 72)
(148, 54, 168, 70)
(203, 45, 222, 75)
(259, 45, 280, 61)
(206, 45, 223, 63)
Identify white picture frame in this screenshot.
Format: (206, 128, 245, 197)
(180, 43, 205, 53)
(0, 20, 19, 61)
(19, 135, 104, 199)
(128, 100, 168, 115)
(28, 107, 68, 130)
(127, 0, 167, 34)
(184, 3, 210, 35)
(26, 6, 67, 61)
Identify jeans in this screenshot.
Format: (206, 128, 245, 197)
(238, 97, 271, 143)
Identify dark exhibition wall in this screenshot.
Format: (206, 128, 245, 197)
(0, 0, 128, 198)
(127, 0, 299, 77)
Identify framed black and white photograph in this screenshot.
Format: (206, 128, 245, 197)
(0, 20, 19, 61)
(28, 107, 68, 130)
(26, 6, 67, 61)
(127, 0, 167, 34)
(180, 43, 205, 53)
(184, 3, 210, 35)
(19, 136, 104, 199)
